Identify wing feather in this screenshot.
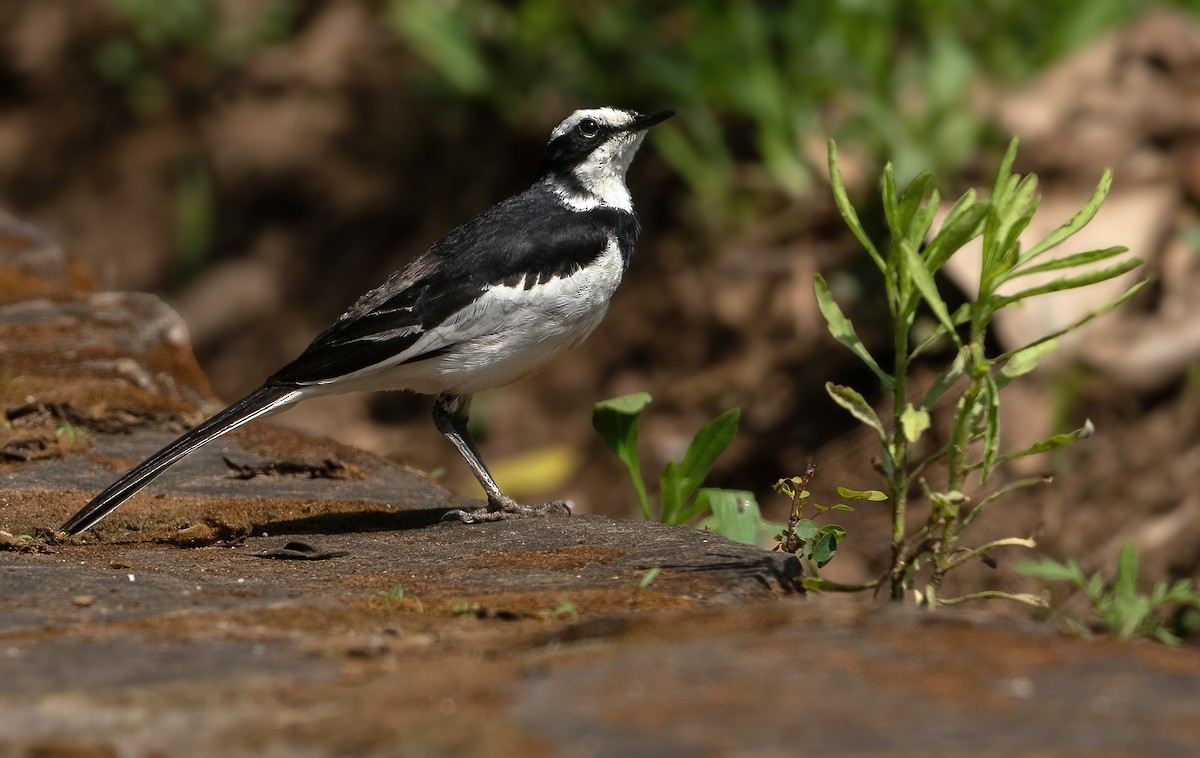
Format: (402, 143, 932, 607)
(271, 186, 636, 386)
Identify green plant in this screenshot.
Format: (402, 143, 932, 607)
(97, 0, 299, 115)
(773, 463, 886, 588)
(819, 137, 1146, 606)
(1016, 544, 1200, 645)
(638, 567, 661, 591)
(541, 599, 578, 622)
(17, 529, 48, 544)
(628, 567, 662, 607)
(593, 393, 769, 544)
(376, 584, 423, 613)
(381, 2, 1194, 227)
(55, 421, 83, 449)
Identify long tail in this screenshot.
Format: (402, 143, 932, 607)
(59, 384, 305, 536)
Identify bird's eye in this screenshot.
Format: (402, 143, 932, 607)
(576, 119, 600, 139)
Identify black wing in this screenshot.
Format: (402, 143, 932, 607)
(270, 187, 638, 385)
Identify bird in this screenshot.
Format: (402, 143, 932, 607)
(58, 107, 674, 537)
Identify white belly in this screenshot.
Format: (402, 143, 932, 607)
(330, 238, 626, 397)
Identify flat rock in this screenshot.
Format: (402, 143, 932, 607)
(3, 213, 1200, 755)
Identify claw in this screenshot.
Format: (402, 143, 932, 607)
(442, 499, 572, 523)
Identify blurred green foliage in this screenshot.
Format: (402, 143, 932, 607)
(97, 0, 299, 115)
(383, 0, 1198, 224)
(99, 0, 1199, 226)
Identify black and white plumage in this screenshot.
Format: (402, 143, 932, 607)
(58, 107, 672, 537)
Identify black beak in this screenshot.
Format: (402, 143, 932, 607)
(627, 110, 675, 131)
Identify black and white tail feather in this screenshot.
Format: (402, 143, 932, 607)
(59, 106, 673, 537)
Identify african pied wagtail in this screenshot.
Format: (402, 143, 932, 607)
(59, 107, 673, 536)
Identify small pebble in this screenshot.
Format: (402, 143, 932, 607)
(71, 595, 95, 608)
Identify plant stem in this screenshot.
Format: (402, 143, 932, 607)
(629, 466, 652, 521)
(805, 577, 881, 593)
(888, 310, 911, 601)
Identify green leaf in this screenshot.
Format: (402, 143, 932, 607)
(999, 419, 1093, 462)
(814, 276, 895, 390)
(793, 518, 819, 540)
(991, 174, 1039, 274)
(812, 531, 838, 566)
(960, 476, 1051, 530)
(1017, 168, 1114, 265)
(1007, 246, 1129, 281)
(924, 193, 988, 274)
(696, 489, 767, 546)
(997, 259, 1143, 305)
(978, 374, 1001, 484)
(828, 140, 885, 274)
(994, 279, 1149, 361)
(994, 339, 1057, 390)
(1153, 628, 1182, 646)
(910, 302, 971, 361)
(593, 392, 653, 418)
(836, 486, 886, 502)
(826, 383, 886, 443)
(882, 161, 899, 233)
(1114, 543, 1140, 603)
(896, 171, 937, 248)
(991, 137, 1020, 200)
(904, 185, 941, 251)
(900, 239, 958, 340)
(1013, 557, 1087, 585)
(1159, 579, 1200, 605)
(660, 408, 740, 523)
(659, 461, 687, 524)
(387, 0, 490, 94)
(638, 567, 661, 591)
(820, 524, 847, 541)
(900, 403, 932, 444)
(592, 393, 653, 520)
(921, 345, 968, 410)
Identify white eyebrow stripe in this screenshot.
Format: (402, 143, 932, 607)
(550, 107, 632, 141)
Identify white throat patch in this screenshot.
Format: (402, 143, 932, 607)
(547, 108, 646, 213)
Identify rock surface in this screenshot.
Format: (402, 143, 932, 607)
(3, 214, 1200, 755)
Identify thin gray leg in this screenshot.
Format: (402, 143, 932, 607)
(433, 393, 570, 522)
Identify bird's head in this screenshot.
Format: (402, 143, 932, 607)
(537, 107, 673, 211)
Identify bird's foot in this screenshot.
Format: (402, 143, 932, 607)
(442, 497, 572, 523)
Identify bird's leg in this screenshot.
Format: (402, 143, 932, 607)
(433, 393, 570, 522)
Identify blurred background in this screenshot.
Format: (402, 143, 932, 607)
(3, 0, 1200, 595)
